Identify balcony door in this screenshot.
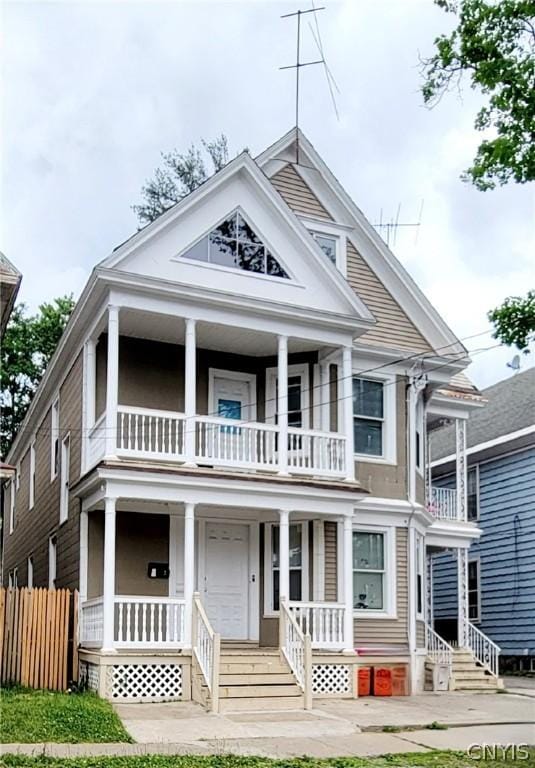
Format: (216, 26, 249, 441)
(209, 369, 257, 424)
(265, 364, 310, 429)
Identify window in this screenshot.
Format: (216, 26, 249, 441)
(416, 533, 425, 618)
(265, 365, 310, 429)
(415, 395, 425, 473)
(311, 232, 337, 264)
(264, 522, 309, 614)
(468, 558, 480, 621)
(29, 441, 36, 510)
(9, 478, 15, 534)
(27, 557, 33, 588)
(48, 536, 57, 589)
(353, 377, 384, 457)
(16, 463, 20, 490)
(181, 211, 289, 279)
(51, 398, 60, 480)
(467, 467, 479, 521)
(353, 531, 386, 610)
(59, 434, 70, 524)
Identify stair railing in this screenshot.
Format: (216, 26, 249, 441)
(280, 597, 312, 709)
(425, 622, 453, 672)
(465, 620, 500, 678)
(192, 592, 221, 713)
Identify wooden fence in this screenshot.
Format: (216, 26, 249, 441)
(0, 588, 79, 690)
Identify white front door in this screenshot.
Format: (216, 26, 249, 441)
(211, 373, 255, 423)
(204, 522, 250, 640)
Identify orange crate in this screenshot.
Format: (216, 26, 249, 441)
(373, 667, 392, 696)
(391, 665, 408, 696)
(358, 667, 371, 697)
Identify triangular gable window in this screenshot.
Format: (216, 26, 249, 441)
(181, 211, 290, 279)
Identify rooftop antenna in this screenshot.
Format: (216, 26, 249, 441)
(373, 199, 424, 247)
(280, 6, 326, 165)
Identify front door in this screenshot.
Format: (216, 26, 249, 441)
(204, 522, 250, 640)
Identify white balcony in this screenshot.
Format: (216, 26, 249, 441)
(429, 486, 459, 521)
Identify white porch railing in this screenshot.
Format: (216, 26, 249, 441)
(87, 414, 106, 468)
(192, 592, 220, 713)
(117, 406, 186, 460)
(466, 620, 500, 677)
(114, 597, 186, 648)
(280, 599, 312, 709)
(429, 487, 458, 521)
(195, 416, 278, 470)
(425, 622, 453, 669)
(288, 601, 345, 650)
(80, 597, 104, 647)
(287, 428, 346, 476)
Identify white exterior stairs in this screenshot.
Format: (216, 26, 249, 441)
(450, 648, 504, 691)
(193, 647, 305, 712)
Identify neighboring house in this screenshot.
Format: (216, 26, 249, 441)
(0, 252, 22, 338)
(1, 128, 499, 708)
(430, 367, 535, 674)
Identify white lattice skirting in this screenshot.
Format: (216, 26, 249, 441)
(110, 663, 183, 701)
(312, 664, 351, 695)
(79, 661, 99, 692)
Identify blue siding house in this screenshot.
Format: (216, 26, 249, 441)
(430, 367, 535, 672)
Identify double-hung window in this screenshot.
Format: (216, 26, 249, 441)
(59, 434, 70, 524)
(353, 531, 386, 611)
(467, 467, 479, 521)
(29, 441, 36, 510)
(311, 232, 337, 265)
(265, 522, 308, 614)
(353, 377, 385, 457)
(415, 395, 424, 473)
(416, 533, 425, 617)
(468, 559, 480, 621)
(9, 478, 15, 534)
(51, 398, 60, 480)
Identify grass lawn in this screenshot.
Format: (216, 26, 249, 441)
(0, 687, 132, 744)
(1, 754, 535, 768)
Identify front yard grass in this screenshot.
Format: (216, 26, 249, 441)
(0, 687, 132, 744)
(1, 753, 535, 768)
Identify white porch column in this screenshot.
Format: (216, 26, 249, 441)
(455, 418, 467, 521)
(79, 509, 88, 605)
(105, 306, 119, 458)
(426, 550, 434, 626)
(183, 502, 195, 646)
(341, 347, 355, 482)
(342, 514, 354, 651)
(184, 318, 197, 466)
(277, 335, 289, 475)
(319, 362, 331, 431)
(102, 497, 117, 652)
(457, 547, 469, 648)
(279, 509, 290, 605)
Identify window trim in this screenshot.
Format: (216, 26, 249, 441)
(59, 433, 70, 525)
(468, 556, 481, 623)
(263, 521, 309, 617)
(352, 372, 397, 464)
(303, 218, 348, 274)
(415, 394, 425, 476)
(353, 524, 397, 619)
(467, 465, 480, 522)
(27, 556, 34, 589)
(50, 397, 60, 481)
(9, 478, 15, 535)
(265, 363, 311, 430)
(48, 536, 57, 589)
(416, 532, 425, 619)
(29, 440, 36, 510)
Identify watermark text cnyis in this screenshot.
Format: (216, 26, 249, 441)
(468, 743, 530, 761)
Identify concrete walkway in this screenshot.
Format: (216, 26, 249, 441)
(503, 676, 535, 698)
(2, 692, 534, 759)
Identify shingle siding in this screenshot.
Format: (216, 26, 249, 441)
(432, 447, 535, 655)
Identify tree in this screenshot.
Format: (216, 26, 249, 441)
(0, 296, 75, 458)
(488, 290, 535, 351)
(133, 135, 230, 225)
(422, 0, 535, 190)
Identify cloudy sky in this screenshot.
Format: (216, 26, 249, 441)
(2, 0, 534, 388)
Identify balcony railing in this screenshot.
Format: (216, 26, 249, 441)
(87, 405, 347, 478)
(288, 600, 345, 650)
(429, 486, 459, 521)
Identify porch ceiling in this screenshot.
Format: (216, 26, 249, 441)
(116, 308, 329, 356)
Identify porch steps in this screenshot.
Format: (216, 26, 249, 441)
(194, 649, 305, 713)
(450, 648, 503, 692)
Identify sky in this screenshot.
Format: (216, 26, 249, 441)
(1, 0, 534, 389)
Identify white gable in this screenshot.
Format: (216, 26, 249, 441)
(102, 155, 374, 325)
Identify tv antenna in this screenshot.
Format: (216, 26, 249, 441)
(280, 6, 326, 165)
(373, 200, 424, 247)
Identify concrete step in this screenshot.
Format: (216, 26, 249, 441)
(220, 683, 302, 699)
(219, 672, 296, 686)
(453, 679, 500, 690)
(453, 669, 492, 679)
(218, 695, 305, 713)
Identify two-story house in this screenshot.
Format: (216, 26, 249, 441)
(2, 129, 501, 709)
(430, 368, 535, 675)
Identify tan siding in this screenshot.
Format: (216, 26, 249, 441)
(115, 512, 169, 597)
(324, 521, 338, 601)
(354, 528, 409, 648)
(271, 164, 333, 221)
(346, 242, 431, 352)
(416, 619, 425, 648)
(2, 353, 83, 590)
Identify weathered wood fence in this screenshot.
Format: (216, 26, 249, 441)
(0, 588, 79, 690)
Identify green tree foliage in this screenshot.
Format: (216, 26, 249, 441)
(0, 296, 75, 457)
(422, 0, 535, 190)
(488, 289, 535, 351)
(133, 135, 230, 225)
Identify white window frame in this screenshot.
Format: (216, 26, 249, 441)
(59, 433, 70, 525)
(265, 363, 311, 429)
(50, 397, 60, 481)
(263, 521, 309, 617)
(353, 524, 397, 619)
(467, 465, 480, 522)
(302, 218, 348, 274)
(9, 478, 15, 535)
(352, 372, 397, 464)
(16, 462, 20, 490)
(416, 532, 425, 619)
(415, 394, 425, 475)
(29, 440, 36, 510)
(208, 368, 257, 422)
(48, 536, 57, 589)
(27, 556, 33, 589)
(468, 556, 481, 623)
